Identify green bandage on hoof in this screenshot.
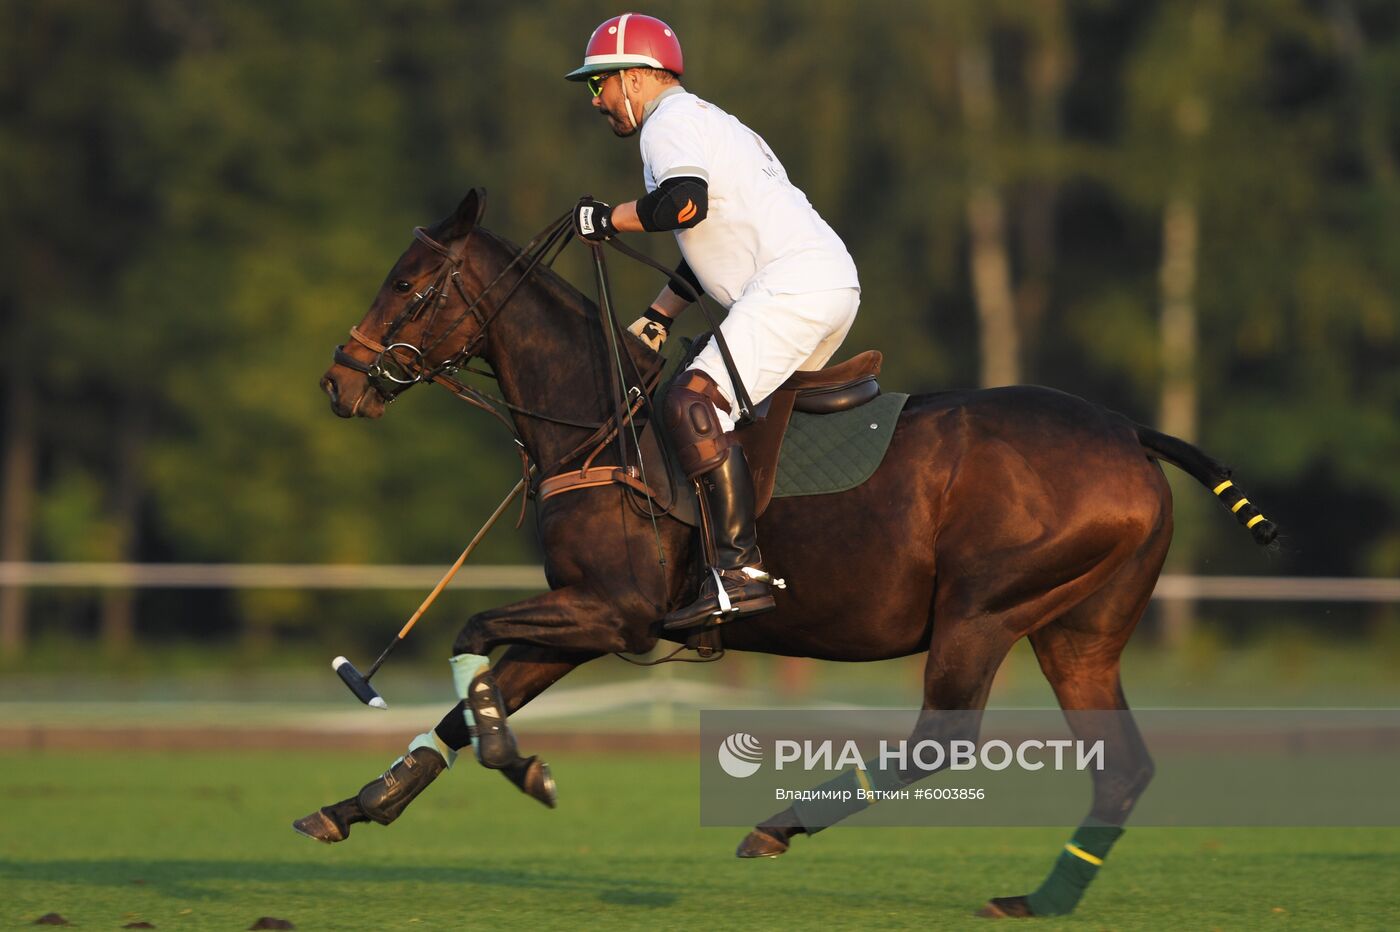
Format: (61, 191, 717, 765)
(449, 653, 489, 744)
(790, 763, 905, 834)
(1024, 824, 1124, 916)
(450, 653, 490, 699)
(408, 730, 456, 769)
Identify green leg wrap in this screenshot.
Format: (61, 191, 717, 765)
(449, 653, 490, 742)
(790, 762, 906, 834)
(408, 730, 456, 769)
(1024, 823, 1125, 917)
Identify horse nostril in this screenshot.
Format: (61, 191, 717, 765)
(321, 376, 339, 406)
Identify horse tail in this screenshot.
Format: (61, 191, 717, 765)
(1135, 425, 1279, 547)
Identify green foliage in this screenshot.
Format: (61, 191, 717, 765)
(37, 469, 122, 562)
(2, 0, 1399, 640)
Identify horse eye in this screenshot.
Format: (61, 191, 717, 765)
(394, 280, 412, 293)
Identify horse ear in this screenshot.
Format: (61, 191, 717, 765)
(450, 188, 487, 238)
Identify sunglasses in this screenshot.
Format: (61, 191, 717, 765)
(587, 72, 618, 98)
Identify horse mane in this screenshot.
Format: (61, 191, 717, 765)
(483, 227, 600, 319)
(426, 209, 599, 321)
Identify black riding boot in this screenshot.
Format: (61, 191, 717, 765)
(663, 446, 778, 631)
(291, 746, 447, 844)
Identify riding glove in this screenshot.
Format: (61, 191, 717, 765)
(628, 307, 673, 353)
(573, 196, 615, 242)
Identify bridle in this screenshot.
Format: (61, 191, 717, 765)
(328, 211, 672, 523)
(333, 212, 576, 406)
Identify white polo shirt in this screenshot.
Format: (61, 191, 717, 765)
(639, 90, 859, 309)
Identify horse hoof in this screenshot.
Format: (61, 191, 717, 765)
(735, 828, 789, 858)
(291, 808, 348, 844)
(975, 896, 1034, 919)
(502, 755, 557, 809)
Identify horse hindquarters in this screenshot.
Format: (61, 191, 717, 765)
(739, 392, 1174, 861)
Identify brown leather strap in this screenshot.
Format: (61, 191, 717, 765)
(537, 466, 655, 502)
(674, 369, 731, 414)
(541, 355, 666, 477)
(685, 625, 723, 658)
(686, 436, 732, 470)
(348, 326, 493, 403)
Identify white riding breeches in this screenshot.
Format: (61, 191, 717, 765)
(689, 286, 860, 433)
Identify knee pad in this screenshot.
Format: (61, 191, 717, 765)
(665, 370, 733, 479)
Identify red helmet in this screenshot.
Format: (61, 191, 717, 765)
(564, 13, 683, 81)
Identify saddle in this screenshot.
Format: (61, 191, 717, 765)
(737, 350, 883, 518)
(636, 350, 885, 528)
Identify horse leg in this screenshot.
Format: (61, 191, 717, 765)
(474, 645, 604, 804)
(292, 643, 602, 844)
(737, 622, 1017, 858)
(738, 507, 1157, 860)
(978, 546, 1164, 919)
(447, 585, 639, 766)
(491, 644, 606, 715)
(452, 585, 640, 657)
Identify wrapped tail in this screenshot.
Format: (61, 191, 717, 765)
(1136, 426, 1278, 547)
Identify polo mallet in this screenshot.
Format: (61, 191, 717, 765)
(334, 476, 528, 708)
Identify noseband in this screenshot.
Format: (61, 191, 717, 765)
(333, 214, 574, 402)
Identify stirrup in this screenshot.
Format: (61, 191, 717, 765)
(662, 565, 782, 631)
(711, 566, 786, 613)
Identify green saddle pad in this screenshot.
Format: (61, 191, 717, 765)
(772, 393, 910, 498)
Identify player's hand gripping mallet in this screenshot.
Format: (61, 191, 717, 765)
(334, 477, 527, 709)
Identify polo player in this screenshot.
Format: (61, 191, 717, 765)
(567, 13, 862, 630)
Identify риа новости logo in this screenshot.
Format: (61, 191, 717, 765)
(717, 733, 764, 778)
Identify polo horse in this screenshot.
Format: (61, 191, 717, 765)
(312, 189, 1276, 918)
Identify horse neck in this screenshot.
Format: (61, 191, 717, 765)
(469, 233, 631, 470)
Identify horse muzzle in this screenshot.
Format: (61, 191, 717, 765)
(321, 370, 385, 419)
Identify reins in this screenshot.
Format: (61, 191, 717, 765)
(335, 212, 592, 521)
(602, 236, 757, 425)
(331, 209, 730, 664)
(336, 208, 755, 487)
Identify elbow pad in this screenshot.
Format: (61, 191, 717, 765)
(638, 176, 708, 232)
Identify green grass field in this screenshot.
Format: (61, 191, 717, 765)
(3, 751, 1397, 930)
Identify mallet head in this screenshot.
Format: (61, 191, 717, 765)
(333, 656, 387, 709)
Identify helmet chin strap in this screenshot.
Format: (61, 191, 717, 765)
(620, 68, 639, 130)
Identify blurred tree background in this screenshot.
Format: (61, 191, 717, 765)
(2, 0, 1398, 661)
